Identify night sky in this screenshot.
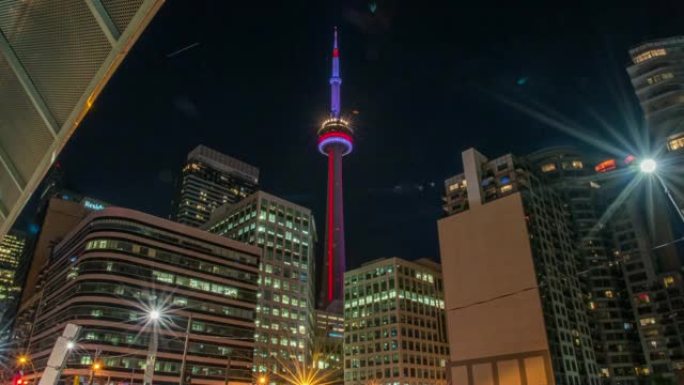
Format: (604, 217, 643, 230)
(31, 1, 684, 269)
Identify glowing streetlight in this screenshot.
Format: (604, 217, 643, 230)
(66, 341, 75, 350)
(638, 156, 684, 227)
(640, 158, 657, 174)
(148, 309, 161, 321)
(17, 355, 28, 365)
(92, 362, 102, 371)
(258, 376, 268, 385)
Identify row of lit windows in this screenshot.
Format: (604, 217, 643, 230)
(61, 258, 256, 302)
(260, 289, 308, 309)
(87, 219, 258, 266)
(85, 238, 258, 284)
(633, 48, 667, 64)
(256, 305, 306, 322)
(541, 160, 584, 173)
(668, 135, 684, 151)
(69, 354, 252, 380)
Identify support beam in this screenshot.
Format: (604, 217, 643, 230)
(0, 30, 59, 138)
(0, 144, 25, 192)
(84, 0, 120, 46)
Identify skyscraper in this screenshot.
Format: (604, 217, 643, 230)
(205, 191, 316, 382)
(172, 145, 259, 228)
(0, 232, 26, 323)
(343, 257, 449, 385)
(17, 207, 260, 385)
(438, 148, 600, 385)
(318, 28, 353, 313)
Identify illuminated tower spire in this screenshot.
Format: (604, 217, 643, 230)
(317, 27, 353, 313)
(330, 26, 341, 118)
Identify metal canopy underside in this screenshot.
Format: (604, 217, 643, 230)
(0, 0, 164, 236)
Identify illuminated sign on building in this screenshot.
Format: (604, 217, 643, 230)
(83, 200, 105, 211)
(595, 159, 617, 173)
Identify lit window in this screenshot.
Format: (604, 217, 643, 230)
(646, 72, 674, 85)
(639, 317, 656, 326)
(571, 160, 583, 169)
(541, 163, 556, 172)
(500, 184, 513, 193)
(633, 48, 667, 64)
(604, 290, 614, 298)
(664, 275, 676, 288)
(600, 368, 610, 378)
(668, 135, 684, 151)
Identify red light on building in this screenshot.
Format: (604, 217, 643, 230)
(12, 373, 24, 385)
(595, 159, 617, 173)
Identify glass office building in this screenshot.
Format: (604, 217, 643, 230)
(206, 191, 316, 383)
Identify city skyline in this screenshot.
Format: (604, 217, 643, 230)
(1, 2, 684, 385)
(17, 2, 684, 269)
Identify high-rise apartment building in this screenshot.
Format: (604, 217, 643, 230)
(172, 145, 259, 228)
(627, 36, 684, 152)
(529, 148, 647, 384)
(439, 148, 600, 385)
(20, 207, 261, 385)
(626, 37, 684, 382)
(343, 257, 449, 385)
(205, 191, 316, 381)
(0, 232, 26, 322)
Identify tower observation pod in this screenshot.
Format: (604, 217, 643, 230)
(318, 27, 353, 314)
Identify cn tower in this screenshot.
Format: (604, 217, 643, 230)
(318, 27, 353, 313)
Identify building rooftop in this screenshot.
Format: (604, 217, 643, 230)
(188, 145, 259, 183)
(354, 256, 441, 272)
(629, 35, 684, 56)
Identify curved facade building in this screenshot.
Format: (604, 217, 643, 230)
(627, 36, 684, 151)
(23, 207, 261, 385)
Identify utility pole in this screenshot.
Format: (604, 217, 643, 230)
(178, 313, 192, 385)
(142, 323, 158, 385)
(87, 350, 100, 385)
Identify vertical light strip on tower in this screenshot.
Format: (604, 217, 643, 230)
(317, 28, 353, 313)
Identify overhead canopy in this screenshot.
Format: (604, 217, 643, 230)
(0, 0, 165, 236)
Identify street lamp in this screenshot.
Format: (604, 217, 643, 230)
(640, 158, 657, 174)
(148, 310, 160, 321)
(88, 361, 103, 385)
(638, 157, 684, 226)
(66, 341, 76, 350)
